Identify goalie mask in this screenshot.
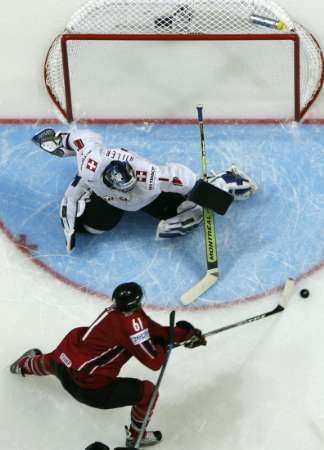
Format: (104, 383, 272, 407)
(103, 160, 136, 192)
(32, 128, 64, 157)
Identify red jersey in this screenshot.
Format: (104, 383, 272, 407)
(48, 306, 189, 388)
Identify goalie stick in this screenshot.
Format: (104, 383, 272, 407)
(178, 278, 295, 347)
(181, 105, 219, 305)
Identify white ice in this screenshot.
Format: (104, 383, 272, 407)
(1, 227, 324, 450)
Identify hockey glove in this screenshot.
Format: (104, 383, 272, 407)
(184, 329, 207, 349)
(176, 321, 207, 349)
(32, 129, 75, 157)
(60, 177, 92, 253)
(60, 207, 76, 253)
(60, 193, 77, 253)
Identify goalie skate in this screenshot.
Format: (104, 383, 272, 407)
(125, 426, 162, 447)
(209, 165, 258, 200)
(10, 348, 42, 376)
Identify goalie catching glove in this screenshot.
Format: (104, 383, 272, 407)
(32, 128, 75, 157)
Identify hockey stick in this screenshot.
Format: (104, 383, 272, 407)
(178, 278, 295, 347)
(113, 310, 176, 450)
(181, 105, 219, 305)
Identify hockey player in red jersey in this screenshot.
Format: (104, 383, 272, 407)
(10, 282, 206, 447)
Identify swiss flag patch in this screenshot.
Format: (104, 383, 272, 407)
(136, 170, 147, 182)
(86, 159, 98, 172)
(172, 177, 183, 186)
(73, 139, 84, 150)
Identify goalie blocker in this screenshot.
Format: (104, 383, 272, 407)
(188, 179, 234, 215)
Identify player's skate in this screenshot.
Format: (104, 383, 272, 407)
(10, 349, 42, 376)
(209, 165, 258, 200)
(125, 425, 162, 447)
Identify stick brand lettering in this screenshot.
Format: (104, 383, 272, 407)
(204, 213, 217, 263)
(148, 167, 156, 190)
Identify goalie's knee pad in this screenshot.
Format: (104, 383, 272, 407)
(83, 224, 105, 235)
(155, 201, 202, 239)
(209, 165, 258, 201)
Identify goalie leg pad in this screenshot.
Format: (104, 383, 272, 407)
(156, 201, 202, 239)
(187, 179, 234, 215)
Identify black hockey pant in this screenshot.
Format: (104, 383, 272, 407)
(50, 361, 145, 409)
(75, 191, 185, 233)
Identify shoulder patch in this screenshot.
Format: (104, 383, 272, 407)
(136, 170, 147, 182)
(130, 328, 150, 346)
(86, 158, 98, 172)
(73, 139, 84, 150)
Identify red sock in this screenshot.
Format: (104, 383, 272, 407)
(21, 355, 52, 376)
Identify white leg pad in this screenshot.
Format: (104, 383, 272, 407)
(155, 201, 203, 240)
(83, 224, 105, 234)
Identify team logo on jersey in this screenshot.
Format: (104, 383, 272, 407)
(172, 176, 183, 186)
(86, 159, 98, 172)
(73, 138, 84, 150)
(59, 352, 72, 368)
(136, 170, 147, 182)
(130, 328, 150, 345)
(148, 167, 156, 190)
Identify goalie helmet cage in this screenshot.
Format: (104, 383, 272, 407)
(44, 0, 324, 123)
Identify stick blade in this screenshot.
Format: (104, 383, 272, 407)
(279, 277, 295, 309)
(180, 270, 219, 305)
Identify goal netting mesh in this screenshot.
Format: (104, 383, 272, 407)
(45, 0, 323, 121)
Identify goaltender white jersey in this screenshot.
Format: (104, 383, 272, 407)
(66, 129, 198, 211)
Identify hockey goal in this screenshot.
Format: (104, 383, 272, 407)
(44, 0, 324, 123)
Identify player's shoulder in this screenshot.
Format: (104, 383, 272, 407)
(116, 309, 151, 343)
(77, 143, 106, 180)
(68, 129, 103, 149)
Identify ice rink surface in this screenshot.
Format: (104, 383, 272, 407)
(0, 122, 324, 450)
(0, 123, 323, 307)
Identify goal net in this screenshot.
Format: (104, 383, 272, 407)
(44, 0, 324, 122)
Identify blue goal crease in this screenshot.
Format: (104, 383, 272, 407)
(0, 123, 323, 308)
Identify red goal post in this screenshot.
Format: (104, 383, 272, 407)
(44, 0, 324, 123)
(46, 32, 305, 123)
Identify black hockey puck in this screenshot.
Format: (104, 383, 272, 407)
(85, 442, 110, 450)
(299, 289, 310, 298)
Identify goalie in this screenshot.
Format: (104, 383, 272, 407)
(32, 128, 257, 253)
